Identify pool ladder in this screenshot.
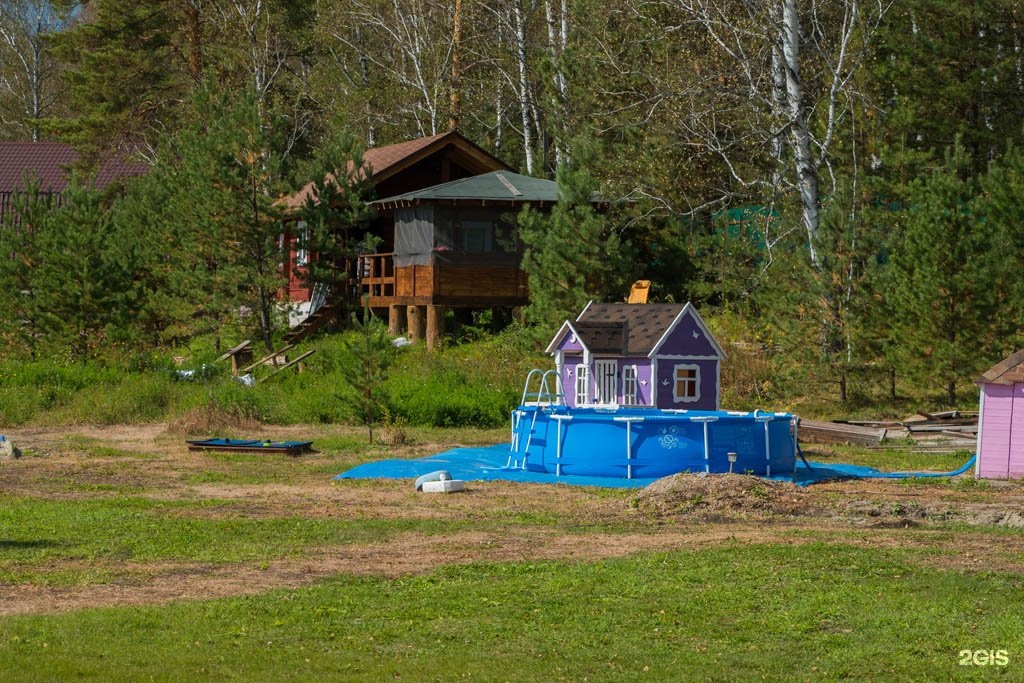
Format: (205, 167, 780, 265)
(508, 369, 566, 468)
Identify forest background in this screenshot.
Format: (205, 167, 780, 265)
(2, 0, 1024, 424)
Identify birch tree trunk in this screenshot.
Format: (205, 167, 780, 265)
(780, 0, 821, 268)
(543, 0, 569, 168)
(512, 0, 536, 173)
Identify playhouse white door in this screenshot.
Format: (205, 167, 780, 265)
(594, 360, 617, 405)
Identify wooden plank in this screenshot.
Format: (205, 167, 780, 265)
(259, 349, 316, 383)
(239, 344, 295, 374)
(798, 418, 886, 446)
(904, 423, 978, 433)
(216, 339, 252, 362)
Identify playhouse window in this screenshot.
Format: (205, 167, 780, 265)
(673, 364, 700, 403)
(622, 365, 638, 406)
(594, 360, 617, 404)
(575, 365, 589, 405)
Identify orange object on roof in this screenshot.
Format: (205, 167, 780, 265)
(627, 280, 651, 304)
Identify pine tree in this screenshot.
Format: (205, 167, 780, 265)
(0, 180, 51, 356)
(126, 83, 288, 352)
(31, 182, 129, 362)
(975, 143, 1024, 351)
(297, 130, 378, 305)
(518, 142, 633, 334)
(755, 183, 888, 402)
(339, 307, 395, 443)
(887, 145, 1008, 405)
(47, 0, 189, 161)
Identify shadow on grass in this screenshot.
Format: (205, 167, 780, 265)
(0, 539, 63, 550)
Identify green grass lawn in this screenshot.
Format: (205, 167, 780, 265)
(803, 445, 975, 473)
(1, 543, 1021, 681)
(0, 495, 460, 585)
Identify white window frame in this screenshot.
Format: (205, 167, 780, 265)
(673, 364, 700, 403)
(622, 365, 638, 406)
(574, 364, 589, 406)
(594, 359, 618, 405)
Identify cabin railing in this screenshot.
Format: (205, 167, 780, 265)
(357, 252, 395, 299)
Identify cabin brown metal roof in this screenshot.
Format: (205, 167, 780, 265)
(577, 303, 686, 356)
(282, 130, 511, 211)
(978, 349, 1024, 385)
(0, 142, 147, 193)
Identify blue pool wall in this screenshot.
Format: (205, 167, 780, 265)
(511, 406, 796, 479)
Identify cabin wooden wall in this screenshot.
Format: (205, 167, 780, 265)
(391, 263, 527, 305)
(437, 265, 525, 300)
(395, 265, 436, 298)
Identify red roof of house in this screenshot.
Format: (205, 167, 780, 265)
(0, 142, 148, 194)
(282, 130, 510, 211)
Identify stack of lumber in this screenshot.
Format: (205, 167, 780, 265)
(799, 410, 978, 453)
(797, 419, 889, 446)
(900, 411, 978, 452)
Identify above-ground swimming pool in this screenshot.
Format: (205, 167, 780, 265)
(509, 405, 798, 479)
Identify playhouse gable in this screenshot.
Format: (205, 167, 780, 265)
(650, 303, 725, 359)
(547, 321, 589, 355)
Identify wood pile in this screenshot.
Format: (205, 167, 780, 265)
(799, 410, 978, 453)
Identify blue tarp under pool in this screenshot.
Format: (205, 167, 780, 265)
(335, 444, 977, 488)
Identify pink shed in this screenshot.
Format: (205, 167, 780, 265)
(976, 350, 1024, 479)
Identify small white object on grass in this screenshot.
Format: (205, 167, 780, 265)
(420, 479, 466, 494)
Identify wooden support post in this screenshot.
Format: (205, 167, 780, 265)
(388, 304, 406, 336)
(407, 305, 425, 341)
(426, 305, 445, 351)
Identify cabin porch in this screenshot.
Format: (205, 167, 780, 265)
(357, 251, 528, 349)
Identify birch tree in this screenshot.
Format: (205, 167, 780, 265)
(476, 0, 543, 173)
(0, 0, 64, 140)
(313, 0, 454, 139)
(629, 0, 891, 270)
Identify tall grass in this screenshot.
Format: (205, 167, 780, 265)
(0, 330, 546, 429)
(0, 320, 977, 429)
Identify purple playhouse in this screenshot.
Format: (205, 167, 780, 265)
(545, 302, 725, 410)
(506, 302, 797, 479)
(976, 350, 1024, 479)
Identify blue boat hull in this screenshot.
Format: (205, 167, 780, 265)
(510, 406, 796, 479)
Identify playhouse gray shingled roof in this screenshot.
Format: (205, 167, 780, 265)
(373, 171, 559, 206)
(978, 349, 1024, 385)
(575, 303, 687, 356)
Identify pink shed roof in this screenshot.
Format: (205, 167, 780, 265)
(0, 142, 148, 193)
(281, 130, 510, 211)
